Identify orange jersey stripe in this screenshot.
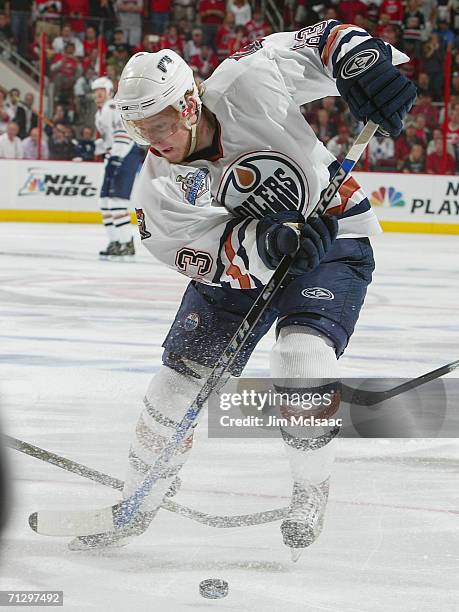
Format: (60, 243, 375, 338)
(223, 231, 252, 289)
(321, 23, 354, 67)
(327, 175, 361, 216)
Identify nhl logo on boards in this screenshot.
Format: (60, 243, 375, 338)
(218, 151, 309, 220)
(340, 49, 380, 79)
(301, 287, 334, 300)
(184, 312, 200, 331)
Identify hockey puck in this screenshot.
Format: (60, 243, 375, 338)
(199, 578, 229, 599)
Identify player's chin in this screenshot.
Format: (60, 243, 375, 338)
(160, 148, 183, 163)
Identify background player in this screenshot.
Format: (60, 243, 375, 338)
(71, 21, 416, 557)
(93, 77, 140, 261)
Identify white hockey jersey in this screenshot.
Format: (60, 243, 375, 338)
(95, 99, 135, 158)
(134, 21, 409, 289)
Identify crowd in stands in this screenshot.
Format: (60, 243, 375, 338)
(0, 0, 458, 173)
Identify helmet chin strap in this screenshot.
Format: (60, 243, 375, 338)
(184, 110, 201, 157)
(186, 122, 198, 157)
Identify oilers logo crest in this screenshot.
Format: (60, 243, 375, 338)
(176, 168, 210, 206)
(217, 151, 309, 219)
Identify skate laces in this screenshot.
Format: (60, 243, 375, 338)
(289, 481, 328, 525)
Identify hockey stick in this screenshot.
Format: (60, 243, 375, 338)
(341, 359, 459, 406)
(29, 121, 379, 537)
(10, 355, 457, 530)
(4, 434, 287, 528)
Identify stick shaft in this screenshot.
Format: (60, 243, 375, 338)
(3, 434, 287, 528)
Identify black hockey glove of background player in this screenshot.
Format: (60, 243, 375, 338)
(336, 38, 417, 137)
(256, 210, 338, 275)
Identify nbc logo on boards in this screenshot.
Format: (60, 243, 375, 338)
(370, 186, 405, 208)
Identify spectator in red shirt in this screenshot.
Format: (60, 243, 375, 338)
(160, 24, 185, 56)
(378, 23, 401, 46)
(394, 120, 422, 168)
(375, 13, 392, 38)
(151, 0, 172, 35)
(337, 0, 368, 24)
(426, 138, 456, 174)
(427, 129, 455, 157)
(198, 0, 226, 47)
(410, 93, 439, 129)
(83, 25, 106, 56)
(134, 33, 162, 54)
(62, 0, 89, 35)
(82, 46, 106, 74)
(190, 45, 219, 79)
(399, 41, 420, 81)
(50, 42, 82, 102)
(380, 0, 404, 25)
(215, 12, 236, 61)
(246, 7, 270, 43)
(30, 29, 55, 64)
(228, 24, 249, 56)
(414, 114, 431, 144)
(446, 106, 459, 150)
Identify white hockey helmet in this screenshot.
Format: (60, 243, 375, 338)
(91, 76, 114, 96)
(114, 50, 202, 149)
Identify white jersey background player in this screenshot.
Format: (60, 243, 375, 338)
(93, 76, 140, 260)
(71, 21, 416, 556)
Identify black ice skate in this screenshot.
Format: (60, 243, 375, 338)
(118, 238, 135, 261)
(99, 241, 121, 261)
(68, 476, 181, 551)
(281, 477, 330, 562)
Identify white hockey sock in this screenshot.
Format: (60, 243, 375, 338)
(123, 363, 210, 512)
(270, 326, 339, 487)
(99, 198, 117, 242)
(109, 198, 132, 244)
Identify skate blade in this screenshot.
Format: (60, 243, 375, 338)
(290, 548, 302, 563)
(68, 532, 133, 551)
(107, 255, 135, 263)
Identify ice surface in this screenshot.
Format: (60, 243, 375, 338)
(0, 224, 458, 612)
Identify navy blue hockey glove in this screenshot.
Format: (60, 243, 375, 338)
(256, 210, 338, 275)
(336, 38, 417, 137)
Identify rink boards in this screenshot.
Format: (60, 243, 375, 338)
(0, 159, 458, 234)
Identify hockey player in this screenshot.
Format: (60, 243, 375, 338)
(93, 76, 139, 261)
(72, 22, 416, 556)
